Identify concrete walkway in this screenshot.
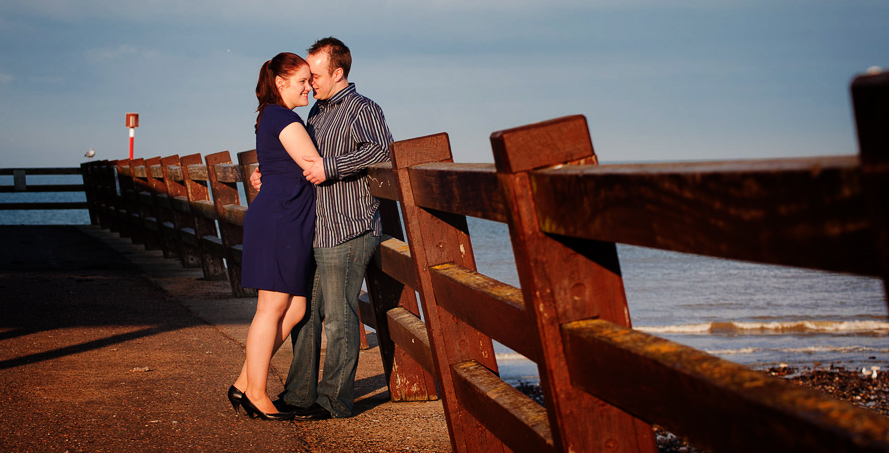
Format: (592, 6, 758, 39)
(0, 225, 449, 452)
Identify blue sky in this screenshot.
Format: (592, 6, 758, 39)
(1, 1, 886, 168)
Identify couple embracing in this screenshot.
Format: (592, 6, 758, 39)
(228, 37, 393, 421)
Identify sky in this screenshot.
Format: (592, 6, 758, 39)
(1, 1, 887, 169)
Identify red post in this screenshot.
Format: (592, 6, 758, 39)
(126, 113, 139, 159)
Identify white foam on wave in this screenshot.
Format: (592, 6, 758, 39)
(707, 345, 889, 355)
(636, 320, 889, 335)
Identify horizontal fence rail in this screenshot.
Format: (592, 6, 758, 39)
(75, 69, 889, 452)
(0, 167, 88, 210)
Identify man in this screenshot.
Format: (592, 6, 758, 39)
(254, 37, 393, 419)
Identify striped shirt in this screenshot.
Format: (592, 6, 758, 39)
(307, 83, 393, 248)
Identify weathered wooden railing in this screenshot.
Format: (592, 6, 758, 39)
(81, 70, 889, 452)
(0, 167, 88, 213)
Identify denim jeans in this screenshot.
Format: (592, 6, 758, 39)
(282, 232, 381, 417)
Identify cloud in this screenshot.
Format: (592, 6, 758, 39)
(0, 72, 13, 85)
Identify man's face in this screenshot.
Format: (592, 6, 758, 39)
(307, 51, 336, 101)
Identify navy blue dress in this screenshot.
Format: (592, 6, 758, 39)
(241, 104, 316, 296)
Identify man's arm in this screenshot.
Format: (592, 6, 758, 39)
(323, 102, 393, 181)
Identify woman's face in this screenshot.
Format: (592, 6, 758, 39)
(278, 65, 312, 109)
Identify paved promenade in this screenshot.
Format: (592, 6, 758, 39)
(0, 225, 449, 452)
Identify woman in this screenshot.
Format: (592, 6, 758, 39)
(227, 52, 319, 420)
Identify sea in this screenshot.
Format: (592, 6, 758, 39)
(4, 174, 888, 385)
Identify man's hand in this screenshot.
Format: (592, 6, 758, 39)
(250, 168, 262, 191)
(303, 155, 327, 185)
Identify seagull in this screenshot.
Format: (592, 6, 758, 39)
(85, 147, 95, 158)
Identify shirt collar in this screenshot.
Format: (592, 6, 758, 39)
(318, 83, 355, 109)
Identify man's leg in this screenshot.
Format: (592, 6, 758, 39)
(281, 264, 323, 408)
(314, 233, 381, 417)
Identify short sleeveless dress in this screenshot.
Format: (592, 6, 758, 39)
(241, 104, 316, 296)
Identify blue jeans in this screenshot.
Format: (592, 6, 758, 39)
(282, 232, 381, 417)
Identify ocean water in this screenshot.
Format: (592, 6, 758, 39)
(467, 217, 889, 384)
(0, 174, 90, 225)
(4, 176, 887, 385)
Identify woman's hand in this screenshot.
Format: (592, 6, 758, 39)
(250, 168, 262, 191)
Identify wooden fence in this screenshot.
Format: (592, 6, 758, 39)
(79, 70, 889, 452)
(0, 167, 88, 211)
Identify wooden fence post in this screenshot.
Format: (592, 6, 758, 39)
(80, 161, 99, 225)
(115, 159, 138, 241)
(363, 176, 438, 401)
(852, 69, 889, 312)
(160, 155, 203, 269)
(205, 151, 254, 297)
(145, 156, 179, 259)
(134, 157, 163, 251)
(390, 133, 505, 452)
(237, 150, 259, 206)
(181, 153, 227, 281)
(491, 115, 657, 452)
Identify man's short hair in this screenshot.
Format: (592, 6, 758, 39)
(308, 37, 352, 79)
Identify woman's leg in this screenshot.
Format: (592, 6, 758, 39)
(242, 290, 293, 414)
(233, 291, 307, 412)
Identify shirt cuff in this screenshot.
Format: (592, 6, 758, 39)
(323, 156, 338, 181)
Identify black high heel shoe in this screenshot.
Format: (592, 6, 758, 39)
(240, 395, 296, 421)
(227, 385, 245, 415)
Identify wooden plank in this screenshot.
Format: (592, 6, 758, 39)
(150, 164, 164, 179)
(408, 163, 507, 223)
(137, 191, 154, 206)
(154, 193, 172, 210)
(391, 132, 504, 451)
(186, 164, 209, 181)
(529, 156, 879, 276)
(365, 185, 438, 402)
(375, 237, 417, 289)
(366, 261, 437, 400)
(171, 196, 190, 213)
(430, 263, 540, 363)
(491, 115, 596, 173)
(145, 156, 178, 259)
(221, 204, 247, 227)
(491, 115, 657, 452)
(386, 307, 435, 374)
(205, 150, 252, 297)
(357, 292, 377, 330)
(202, 235, 225, 257)
(451, 360, 554, 453)
(368, 162, 400, 201)
(852, 70, 889, 310)
(180, 227, 200, 248)
(191, 200, 217, 220)
(214, 163, 243, 183)
(237, 150, 258, 205)
(166, 165, 184, 182)
(181, 153, 226, 281)
(562, 319, 889, 453)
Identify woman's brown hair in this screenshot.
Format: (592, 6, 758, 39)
(255, 52, 307, 133)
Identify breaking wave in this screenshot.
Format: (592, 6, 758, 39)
(636, 320, 889, 335)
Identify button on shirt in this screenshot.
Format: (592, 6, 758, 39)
(307, 83, 393, 248)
